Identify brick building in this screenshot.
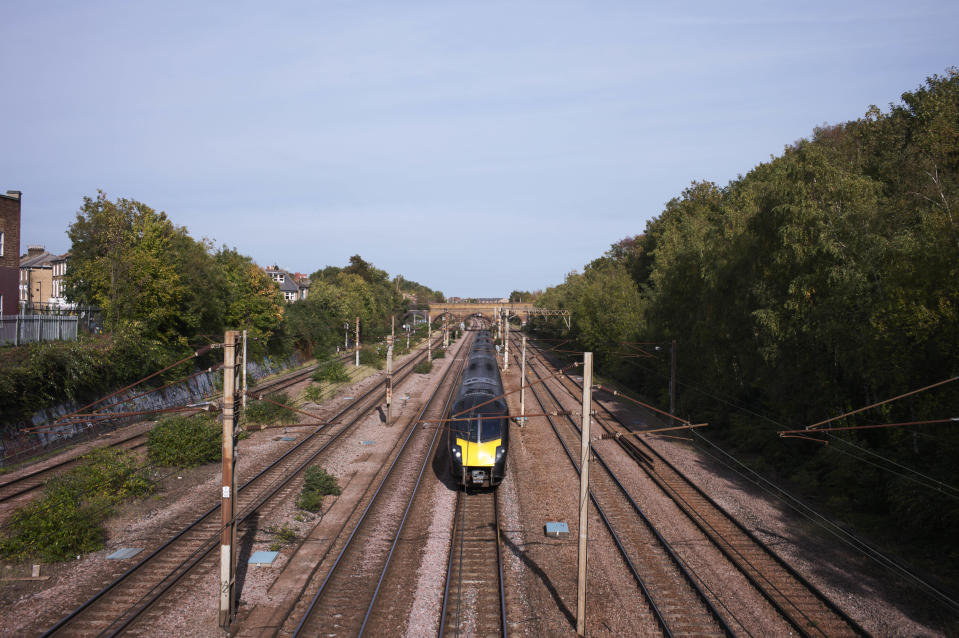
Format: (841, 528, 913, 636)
(19, 246, 59, 307)
(0, 190, 21, 316)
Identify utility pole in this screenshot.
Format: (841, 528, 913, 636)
(577, 351, 593, 637)
(520, 335, 527, 424)
(385, 335, 393, 424)
(355, 316, 360, 367)
(502, 313, 510, 371)
(391, 314, 395, 340)
(219, 330, 241, 628)
(344, 322, 349, 350)
(443, 315, 449, 348)
(406, 323, 410, 351)
(669, 340, 677, 424)
(241, 330, 247, 409)
(427, 313, 432, 362)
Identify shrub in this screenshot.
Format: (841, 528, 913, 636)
(414, 359, 433, 374)
(432, 349, 445, 359)
(0, 448, 152, 561)
(296, 465, 341, 512)
(358, 346, 384, 369)
(304, 383, 325, 403)
(312, 359, 350, 383)
(266, 524, 298, 551)
(148, 414, 221, 467)
(244, 392, 299, 427)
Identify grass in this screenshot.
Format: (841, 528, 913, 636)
(296, 465, 341, 512)
(244, 392, 299, 427)
(147, 414, 221, 467)
(0, 448, 153, 562)
(312, 358, 351, 384)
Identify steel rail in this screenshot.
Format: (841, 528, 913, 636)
(40, 338, 440, 637)
(438, 489, 506, 638)
(527, 337, 870, 638)
(288, 335, 470, 636)
(518, 341, 736, 637)
(357, 337, 472, 636)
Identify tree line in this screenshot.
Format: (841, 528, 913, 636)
(0, 195, 442, 431)
(532, 70, 959, 578)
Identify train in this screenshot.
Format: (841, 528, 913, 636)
(448, 329, 509, 487)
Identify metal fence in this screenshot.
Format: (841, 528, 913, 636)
(0, 314, 79, 345)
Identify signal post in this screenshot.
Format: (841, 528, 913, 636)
(220, 330, 243, 628)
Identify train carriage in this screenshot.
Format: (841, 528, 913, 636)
(449, 330, 509, 487)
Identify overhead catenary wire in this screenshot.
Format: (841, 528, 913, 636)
(688, 429, 959, 615)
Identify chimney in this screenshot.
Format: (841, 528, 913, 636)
(27, 245, 45, 257)
(5, 190, 21, 200)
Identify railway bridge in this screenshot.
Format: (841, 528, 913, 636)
(424, 302, 571, 329)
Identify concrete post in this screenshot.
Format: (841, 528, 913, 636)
(576, 352, 593, 636)
(503, 314, 510, 371)
(520, 336, 527, 422)
(386, 335, 393, 424)
(241, 330, 247, 409)
(219, 330, 240, 628)
(355, 316, 360, 367)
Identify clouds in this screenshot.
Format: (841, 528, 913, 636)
(2, 1, 957, 295)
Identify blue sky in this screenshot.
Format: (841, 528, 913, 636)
(2, 1, 956, 296)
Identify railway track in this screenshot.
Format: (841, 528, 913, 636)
(39, 339, 440, 637)
(440, 488, 507, 638)
(286, 334, 470, 637)
(0, 352, 355, 509)
(522, 335, 869, 638)
(514, 341, 731, 637)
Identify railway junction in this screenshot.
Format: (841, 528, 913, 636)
(0, 322, 945, 637)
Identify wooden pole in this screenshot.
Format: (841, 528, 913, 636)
(576, 352, 593, 636)
(219, 330, 240, 628)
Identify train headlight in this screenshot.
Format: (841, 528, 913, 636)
(452, 446, 462, 458)
(495, 446, 504, 460)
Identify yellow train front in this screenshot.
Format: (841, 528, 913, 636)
(449, 331, 509, 488)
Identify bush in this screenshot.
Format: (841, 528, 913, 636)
(432, 349, 445, 359)
(312, 359, 350, 383)
(244, 392, 299, 427)
(148, 414, 221, 467)
(267, 524, 298, 551)
(358, 346, 384, 369)
(304, 383, 325, 403)
(296, 465, 341, 512)
(0, 448, 152, 561)
(414, 359, 433, 374)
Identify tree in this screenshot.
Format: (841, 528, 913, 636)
(65, 192, 194, 339)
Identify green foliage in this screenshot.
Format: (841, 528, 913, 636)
(266, 524, 298, 551)
(244, 392, 299, 427)
(414, 359, 433, 374)
(0, 449, 152, 561)
(304, 383, 325, 403)
(358, 346, 384, 369)
(432, 349, 445, 359)
(528, 69, 959, 577)
(296, 465, 341, 512)
(147, 414, 221, 467)
(312, 358, 351, 383)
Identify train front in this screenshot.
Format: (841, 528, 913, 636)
(449, 397, 508, 488)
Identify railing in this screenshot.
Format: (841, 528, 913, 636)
(0, 314, 79, 345)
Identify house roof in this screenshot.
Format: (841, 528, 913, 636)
(20, 250, 58, 269)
